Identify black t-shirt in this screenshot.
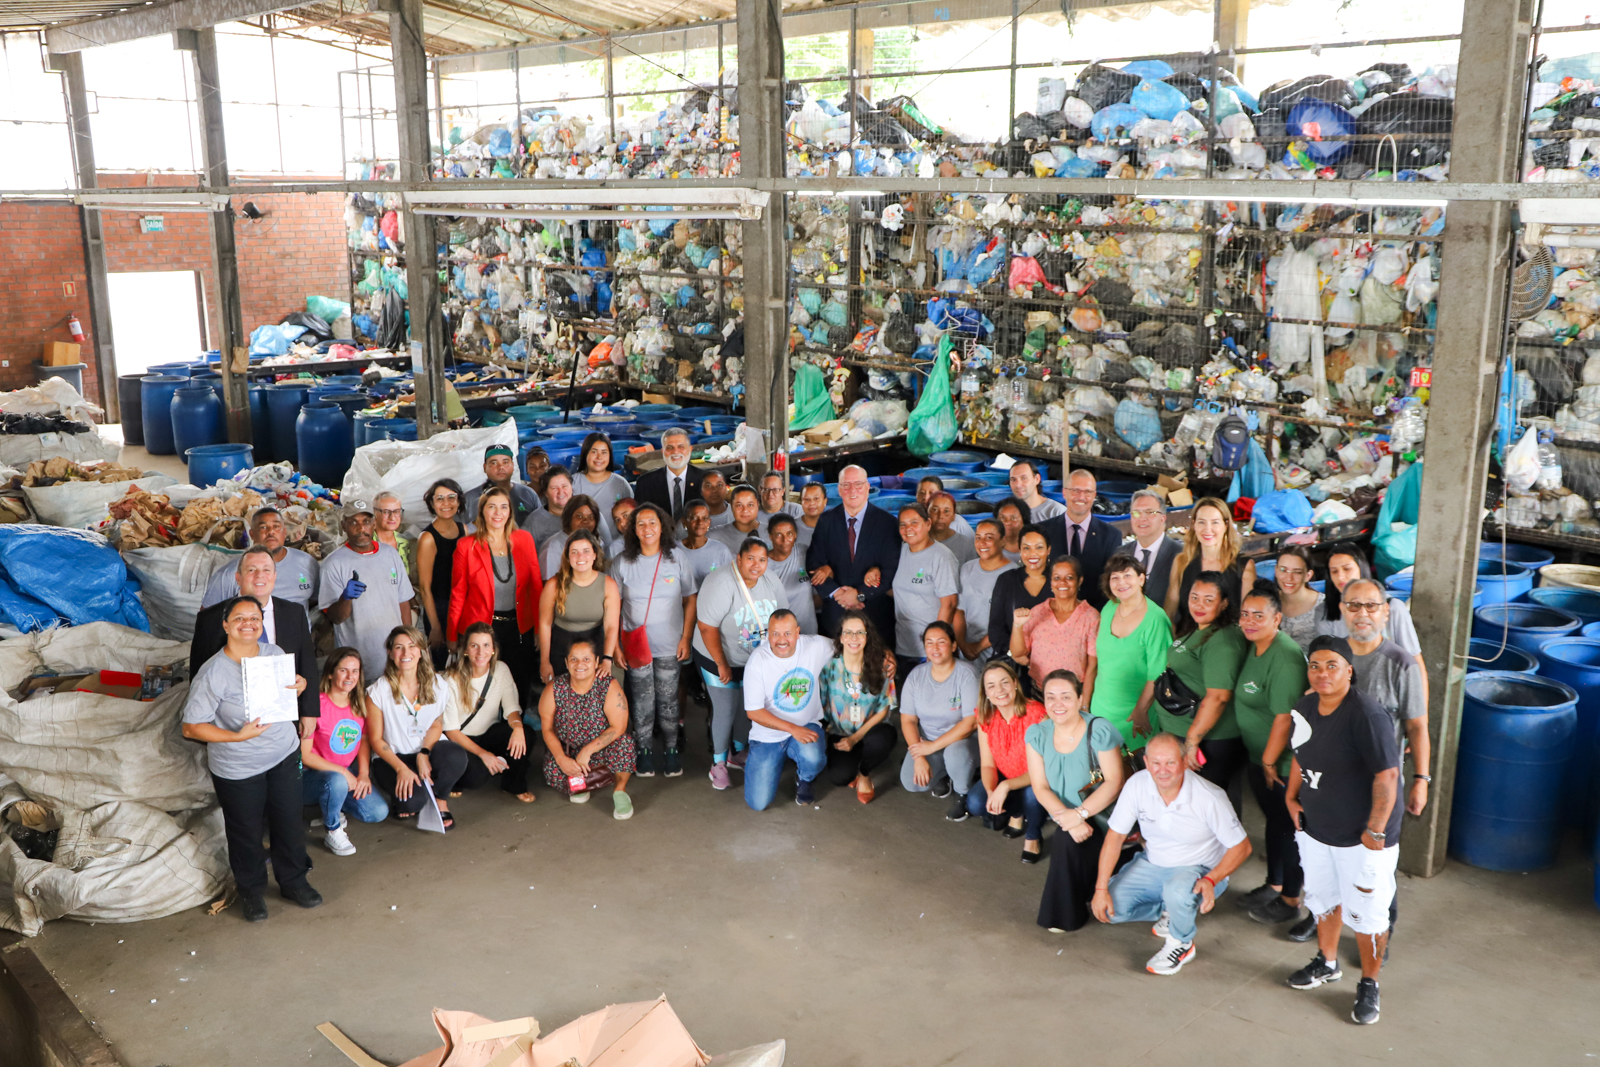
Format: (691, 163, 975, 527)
(1290, 687, 1402, 847)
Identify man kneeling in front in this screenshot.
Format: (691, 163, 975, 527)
(1090, 732, 1252, 975)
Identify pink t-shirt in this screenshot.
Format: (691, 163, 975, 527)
(312, 693, 366, 768)
(1022, 599, 1099, 687)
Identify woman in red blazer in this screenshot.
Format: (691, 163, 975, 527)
(449, 484, 544, 701)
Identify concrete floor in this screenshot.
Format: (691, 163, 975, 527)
(23, 691, 1600, 1067)
(106, 427, 192, 484)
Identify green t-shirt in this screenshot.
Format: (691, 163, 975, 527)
(1154, 623, 1249, 740)
(1233, 631, 1309, 776)
(1089, 598, 1173, 750)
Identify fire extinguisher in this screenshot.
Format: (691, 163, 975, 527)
(67, 315, 85, 343)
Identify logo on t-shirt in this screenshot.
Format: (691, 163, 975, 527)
(1289, 709, 1313, 750)
(298, 573, 311, 590)
(771, 667, 817, 715)
(329, 717, 362, 756)
(1242, 680, 1262, 695)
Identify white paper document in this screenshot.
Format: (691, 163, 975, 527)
(242, 653, 299, 724)
(416, 781, 446, 834)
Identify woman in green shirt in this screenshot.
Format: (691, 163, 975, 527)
(1090, 552, 1172, 750)
(1156, 570, 1248, 793)
(1233, 581, 1309, 926)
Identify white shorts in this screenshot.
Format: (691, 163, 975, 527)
(1295, 831, 1398, 935)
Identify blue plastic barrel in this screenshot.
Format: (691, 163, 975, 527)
(1536, 638, 1600, 826)
(186, 443, 253, 488)
(248, 383, 270, 459)
(1385, 573, 1414, 598)
(148, 362, 191, 378)
(1586, 621, 1600, 640)
(170, 384, 225, 459)
(976, 487, 1017, 506)
(296, 402, 353, 489)
(940, 477, 986, 500)
(1096, 479, 1151, 506)
(139, 375, 186, 455)
(1528, 586, 1600, 626)
(319, 375, 364, 391)
(190, 370, 223, 405)
(1449, 671, 1578, 871)
(370, 417, 417, 442)
(674, 407, 721, 420)
(320, 392, 368, 454)
(1465, 639, 1539, 675)
(929, 450, 990, 472)
(265, 382, 310, 465)
(1480, 542, 1557, 572)
(1476, 560, 1536, 605)
(968, 470, 1013, 486)
(352, 411, 380, 448)
(1473, 603, 1582, 654)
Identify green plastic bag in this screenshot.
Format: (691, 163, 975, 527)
(307, 295, 350, 322)
(907, 336, 959, 456)
(1372, 459, 1423, 579)
(791, 362, 836, 431)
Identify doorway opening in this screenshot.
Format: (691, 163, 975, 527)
(106, 270, 208, 377)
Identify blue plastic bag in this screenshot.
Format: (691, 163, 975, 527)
(1121, 59, 1174, 80)
(1091, 103, 1146, 141)
(1372, 460, 1423, 578)
(1286, 98, 1356, 164)
(487, 127, 514, 157)
(1056, 156, 1102, 178)
(248, 323, 307, 356)
(0, 526, 148, 632)
(1251, 489, 1316, 532)
(1130, 79, 1191, 122)
(1113, 398, 1163, 452)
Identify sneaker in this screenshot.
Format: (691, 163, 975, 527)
(664, 749, 683, 777)
(323, 826, 356, 856)
(1146, 937, 1195, 976)
(1351, 977, 1381, 1025)
(795, 778, 815, 806)
(945, 795, 969, 822)
(727, 748, 748, 772)
(1287, 913, 1318, 942)
(569, 790, 592, 804)
(1286, 952, 1344, 990)
(1150, 912, 1169, 939)
(1236, 883, 1280, 910)
(240, 892, 268, 923)
(612, 790, 634, 820)
(930, 780, 953, 799)
(708, 763, 731, 790)
(635, 745, 655, 778)
(1249, 896, 1303, 925)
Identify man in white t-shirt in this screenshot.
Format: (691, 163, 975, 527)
(1091, 732, 1253, 976)
(741, 610, 834, 810)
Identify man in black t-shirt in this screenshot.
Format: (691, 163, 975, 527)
(1283, 635, 1401, 1026)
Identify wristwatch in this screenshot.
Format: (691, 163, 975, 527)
(1413, 774, 1432, 783)
(1075, 806, 1091, 823)
(419, 746, 432, 756)
(1366, 829, 1386, 842)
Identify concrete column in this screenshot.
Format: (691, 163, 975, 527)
(179, 27, 251, 444)
(1214, 0, 1249, 79)
(382, 0, 445, 437)
(51, 51, 118, 418)
(737, 0, 789, 483)
(1403, 0, 1536, 877)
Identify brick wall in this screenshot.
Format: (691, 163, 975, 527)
(0, 201, 99, 401)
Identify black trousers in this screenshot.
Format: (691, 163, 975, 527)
(1246, 762, 1304, 897)
(493, 613, 536, 706)
(452, 719, 531, 795)
(824, 723, 898, 786)
(372, 744, 471, 815)
(211, 750, 311, 897)
(1037, 825, 1107, 933)
(1197, 735, 1248, 812)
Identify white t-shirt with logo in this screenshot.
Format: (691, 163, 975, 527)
(742, 634, 836, 743)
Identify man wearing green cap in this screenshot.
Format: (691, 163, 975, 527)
(464, 444, 542, 527)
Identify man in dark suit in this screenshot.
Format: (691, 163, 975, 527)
(190, 546, 319, 728)
(633, 427, 706, 524)
(1037, 468, 1124, 609)
(805, 464, 900, 639)
(1125, 488, 1181, 608)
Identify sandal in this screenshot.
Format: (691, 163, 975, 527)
(449, 791, 463, 798)
(516, 792, 536, 803)
(440, 811, 455, 829)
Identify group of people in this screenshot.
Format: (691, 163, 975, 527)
(180, 437, 1428, 1025)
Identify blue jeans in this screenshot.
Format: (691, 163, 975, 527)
(743, 731, 827, 811)
(965, 782, 1047, 841)
(302, 768, 390, 830)
(1105, 852, 1229, 945)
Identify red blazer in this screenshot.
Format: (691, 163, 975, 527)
(448, 530, 544, 641)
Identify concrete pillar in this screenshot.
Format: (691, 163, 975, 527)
(178, 28, 251, 444)
(737, 0, 789, 483)
(1215, 0, 1249, 79)
(1403, 0, 1536, 877)
(50, 51, 118, 418)
(382, 0, 446, 438)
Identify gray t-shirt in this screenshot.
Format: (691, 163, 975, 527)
(1351, 637, 1426, 747)
(1025, 497, 1067, 522)
(523, 507, 564, 548)
(491, 552, 516, 610)
(710, 523, 766, 557)
(692, 566, 784, 667)
(766, 550, 817, 635)
(182, 643, 299, 780)
(937, 531, 978, 569)
(1316, 596, 1422, 656)
(465, 480, 542, 527)
(201, 546, 320, 610)
(706, 505, 734, 528)
(958, 557, 1018, 649)
(794, 518, 822, 552)
(902, 659, 980, 739)
(613, 549, 698, 661)
(678, 539, 734, 590)
(318, 543, 415, 681)
(576, 472, 634, 542)
(891, 540, 961, 657)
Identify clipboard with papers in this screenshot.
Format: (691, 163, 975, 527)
(241, 653, 299, 724)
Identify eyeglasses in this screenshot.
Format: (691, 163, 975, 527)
(1066, 489, 1097, 497)
(840, 629, 867, 638)
(1130, 509, 1163, 519)
(432, 493, 458, 502)
(840, 481, 868, 489)
(376, 508, 402, 517)
(1343, 601, 1385, 614)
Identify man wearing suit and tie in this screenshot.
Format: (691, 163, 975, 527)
(805, 465, 900, 639)
(1036, 468, 1124, 608)
(190, 546, 319, 731)
(1125, 488, 1180, 608)
(633, 428, 705, 526)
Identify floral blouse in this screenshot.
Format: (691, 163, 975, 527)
(820, 657, 897, 736)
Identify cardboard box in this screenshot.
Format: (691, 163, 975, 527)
(42, 341, 81, 367)
(802, 419, 850, 445)
(642, 391, 673, 405)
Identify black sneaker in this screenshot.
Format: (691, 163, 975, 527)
(240, 892, 268, 923)
(795, 778, 815, 806)
(635, 744, 655, 778)
(945, 794, 969, 822)
(1249, 896, 1303, 925)
(1286, 952, 1343, 990)
(930, 780, 953, 799)
(1287, 912, 1318, 942)
(664, 748, 683, 777)
(1351, 977, 1381, 1025)
(279, 881, 323, 910)
(1236, 883, 1280, 910)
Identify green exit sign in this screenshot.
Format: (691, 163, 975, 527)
(139, 216, 164, 233)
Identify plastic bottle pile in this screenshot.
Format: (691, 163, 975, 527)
(1525, 51, 1600, 183)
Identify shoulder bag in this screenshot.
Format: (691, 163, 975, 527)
(619, 553, 664, 666)
(1075, 714, 1137, 831)
(1152, 667, 1202, 718)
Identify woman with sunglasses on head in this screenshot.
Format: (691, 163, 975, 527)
(994, 497, 1029, 563)
(954, 518, 1018, 665)
(576, 432, 634, 543)
(367, 625, 467, 828)
(821, 609, 899, 804)
(1273, 545, 1324, 654)
(614, 502, 699, 778)
(693, 536, 784, 789)
(1164, 496, 1256, 632)
(417, 478, 470, 668)
(443, 622, 534, 803)
(890, 503, 961, 688)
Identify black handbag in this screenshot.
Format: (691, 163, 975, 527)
(1153, 667, 1202, 718)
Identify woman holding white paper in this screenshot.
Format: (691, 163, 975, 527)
(366, 626, 468, 828)
(182, 595, 316, 923)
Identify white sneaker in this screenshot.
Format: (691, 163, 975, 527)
(569, 790, 592, 804)
(1150, 912, 1169, 939)
(324, 826, 356, 856)
(1146, 936, 1195, 976)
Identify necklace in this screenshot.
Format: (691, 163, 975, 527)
(491, 551, 513, 583)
